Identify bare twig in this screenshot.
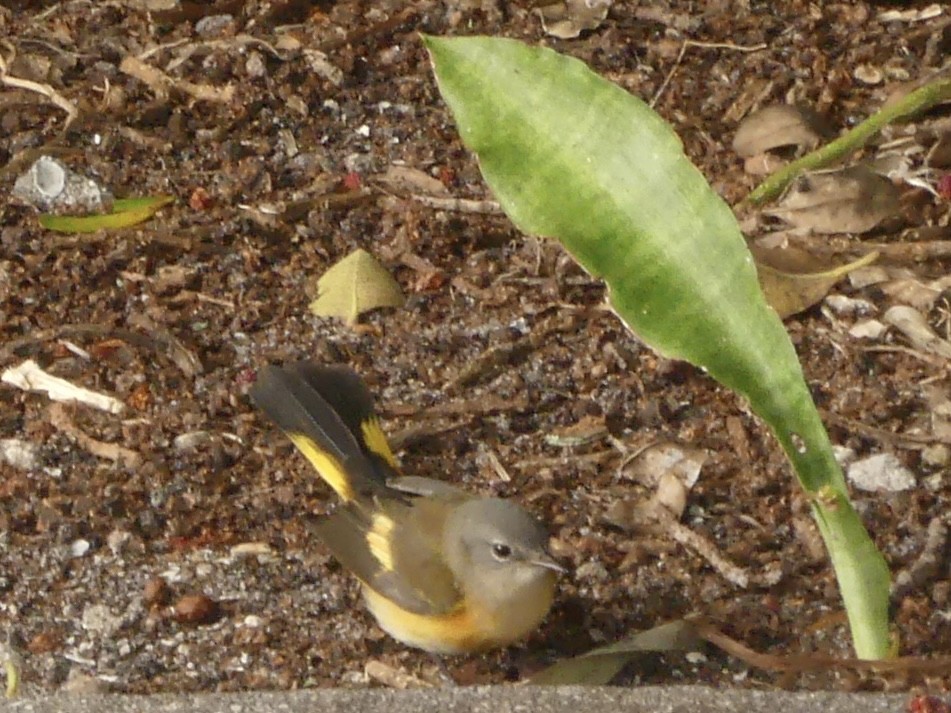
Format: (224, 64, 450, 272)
(651, 39, 767, 108)
(822, 410, 949, 448)
(48, 403, 141, 467)
(891, 515, 949, 601)
(0, 42, 78, 128)
(119, 55, 234, 103)
(409, 194, 503, 214)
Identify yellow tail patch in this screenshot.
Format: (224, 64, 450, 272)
(288, 432, 355, 501)
(361, 417, 399, 468)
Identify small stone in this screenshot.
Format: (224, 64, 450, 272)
(61, 671, 107, 695)
(0, 438, 40, 470)
(106, 529, 132, 556)
(854, 64, 883, 85)
(81, 604, 122, 636)
(849, 319, 886, 340)
(174, 594, 221, 626)
(27, 630, 62, 654)
(70, 539, 90, 558)
(575, 560, 609, 581)
(847, 453, 916, 492)
(142, 577, 171, 607)
(922, 444, 950, 468)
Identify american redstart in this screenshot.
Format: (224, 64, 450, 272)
(249, 361, 563, 654)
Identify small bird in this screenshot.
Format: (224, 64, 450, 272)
(249, 361, 563, 654)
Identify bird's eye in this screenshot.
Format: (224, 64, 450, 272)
(491, 543, 512, 560)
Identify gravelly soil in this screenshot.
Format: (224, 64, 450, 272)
(1, 0, 951, 696)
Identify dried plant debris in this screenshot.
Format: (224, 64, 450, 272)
(880, 272, 951, 311)
(764, 166, 900, 234)
(752, 246, 879, 319)
(309, 248, 406, 325)
(377, 164, 450, 197)
(732, 104, 829, 159)
(2, 359, 124, 414)
(925, 386, 951, 443)
(537, 0, 613, 39)
(878, 4, 943, 23)
(884, 305, 951, 360)
(847, 453, 916, 492)
(12, 156, 113, 215)
(608, 441, 707, 527)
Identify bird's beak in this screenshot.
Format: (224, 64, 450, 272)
(529, 551, 567, 574)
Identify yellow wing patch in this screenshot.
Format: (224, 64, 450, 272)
(288, 432, 354, 501)
(361, 417, 399, 469)
(366, 512, 396, 571)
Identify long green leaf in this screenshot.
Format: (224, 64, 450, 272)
(424, 35, 890, 659)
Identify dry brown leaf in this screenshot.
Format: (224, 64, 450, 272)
(732, 104, 828, 158)
(753, 246, 879, 319)
(608, 442, 708, 527)
(537, 0, 612, 39)
(378, 165, 449, 197)
(619, 441, 706, 490)
(309, 248, 405, 325)
(764, 166, 899, 234)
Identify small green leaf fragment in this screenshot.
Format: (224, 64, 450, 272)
(309, 248, 405, 325)
(4, 656, 19, 699)
(112, 195, 175, 212)
(39, 195, 174, 233)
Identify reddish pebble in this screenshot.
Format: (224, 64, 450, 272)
(189, 186, 214, 211)
(341, 171, 361, 191)
(27, 630, 62, 654)
(143, 576, 171, 607)
(174, 593, 221, 625)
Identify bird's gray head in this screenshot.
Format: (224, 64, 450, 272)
(443, 498, 563, 605)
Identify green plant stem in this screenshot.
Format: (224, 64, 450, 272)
(743, 76, 951, 208)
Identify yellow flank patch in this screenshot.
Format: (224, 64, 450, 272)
(366, 513, 396, 571)
(361, 417, 398, 468)
(288, 432, 354, 501)
(362, 587, 491, 655)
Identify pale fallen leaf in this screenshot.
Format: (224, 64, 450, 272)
(753, 247, 879, 319)
(1, 359, 124, 414)
(619, 441, 706, 490)
(529, 619, 701, 685)
(732, 104, 828, 158)
(883, 305, 951, 359)
(608, 442, 707, 527)
(765, 166, 899, 234)
(537, 0, 612, 39)
(848, 265, 889, 289)
(309, 248, 405, 325)
(880, 273, 951, 311)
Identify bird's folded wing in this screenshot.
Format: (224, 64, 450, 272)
(313, 499, 462, 615)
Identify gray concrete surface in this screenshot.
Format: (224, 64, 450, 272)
(0, 685, 912, 713)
